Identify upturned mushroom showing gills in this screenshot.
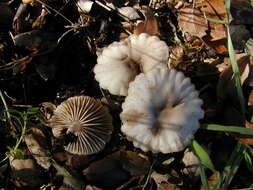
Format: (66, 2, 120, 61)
(50, 96, 113, 155)
(120, 69, 204, 154)
(93, 33, 169, 96)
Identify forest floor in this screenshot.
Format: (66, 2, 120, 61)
(1, 0, 253, 189)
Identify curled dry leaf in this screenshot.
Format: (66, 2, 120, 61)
(178, 0, 227, 54)
(134, 7, 159, 36)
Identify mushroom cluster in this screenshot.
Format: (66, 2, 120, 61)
(93, 32, 203, 154)
(94, 33, 169, 96)
(120, 68, 204, 153)
(50, 96, 113, 155)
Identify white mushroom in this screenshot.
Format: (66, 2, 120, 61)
(50, 96, 113, 155)
(94, 33, 169, 96)
(120, 68, 204, 154)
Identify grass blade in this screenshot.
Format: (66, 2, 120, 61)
(192, 140, 216, 172)
(222, 142, 245, 189)
(227, 26, 246, 115)
(199, 165, 209, 190)
(202, 124, 253, 135)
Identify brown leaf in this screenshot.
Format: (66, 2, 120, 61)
(24, 129, 51, 169)
(178, 0, 227, 54)
(134, 7, 159, 35)
(151, 171, 180, 190)
(83, 154, 130, 189)
(118, 151, 150, 176)
(178, 7, 207, 38)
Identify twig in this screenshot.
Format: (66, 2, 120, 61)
(35, 0, 74, 25)
(142, 158, 156, 190)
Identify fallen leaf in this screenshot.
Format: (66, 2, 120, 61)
(24, 134, 51, 169)
(151, 171, 180, 190)
(53, 161, 85, 190)
(178, 7, 207, 38)
(83, 156, 130, 189)
(24, 128, 51, 169)
(83, 151, 150, 189)
(178, 0, 227, 54)
(9, 156, 47, 188)
(134, 7, 159, 35)
(118, 151, 150, 176)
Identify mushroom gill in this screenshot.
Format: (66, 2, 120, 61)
(50, 96, 113, 155)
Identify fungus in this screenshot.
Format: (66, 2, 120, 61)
(120, 68, 204, 154)
(50, 96, 113, 155)
(94, 33, 169, 96)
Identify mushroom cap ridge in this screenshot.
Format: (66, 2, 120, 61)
(50, 96, 113, 155)
(94, 33, 169, 96)
(120, 68, 204, 153)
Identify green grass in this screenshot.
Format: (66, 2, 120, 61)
(195, 0, 250, 189)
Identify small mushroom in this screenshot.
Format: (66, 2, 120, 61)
(94, 33, 168, 96)
(120, 68, 204, 153)
(50, 96, 113, 155)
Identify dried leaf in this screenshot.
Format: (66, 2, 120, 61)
(151, 171, 180, 190)
(118, 151, 150, 176)
(9, 157, 46, 188)
(178, 0, 227, 53)
(178, 7, 207, 38)
(134, 8, 159, 35)
(24, 128, 51, 169)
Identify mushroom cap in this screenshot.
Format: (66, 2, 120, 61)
(120, 68, 204, 154)
(94, 33, 168, 96)
(50, 96, 113, 155)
